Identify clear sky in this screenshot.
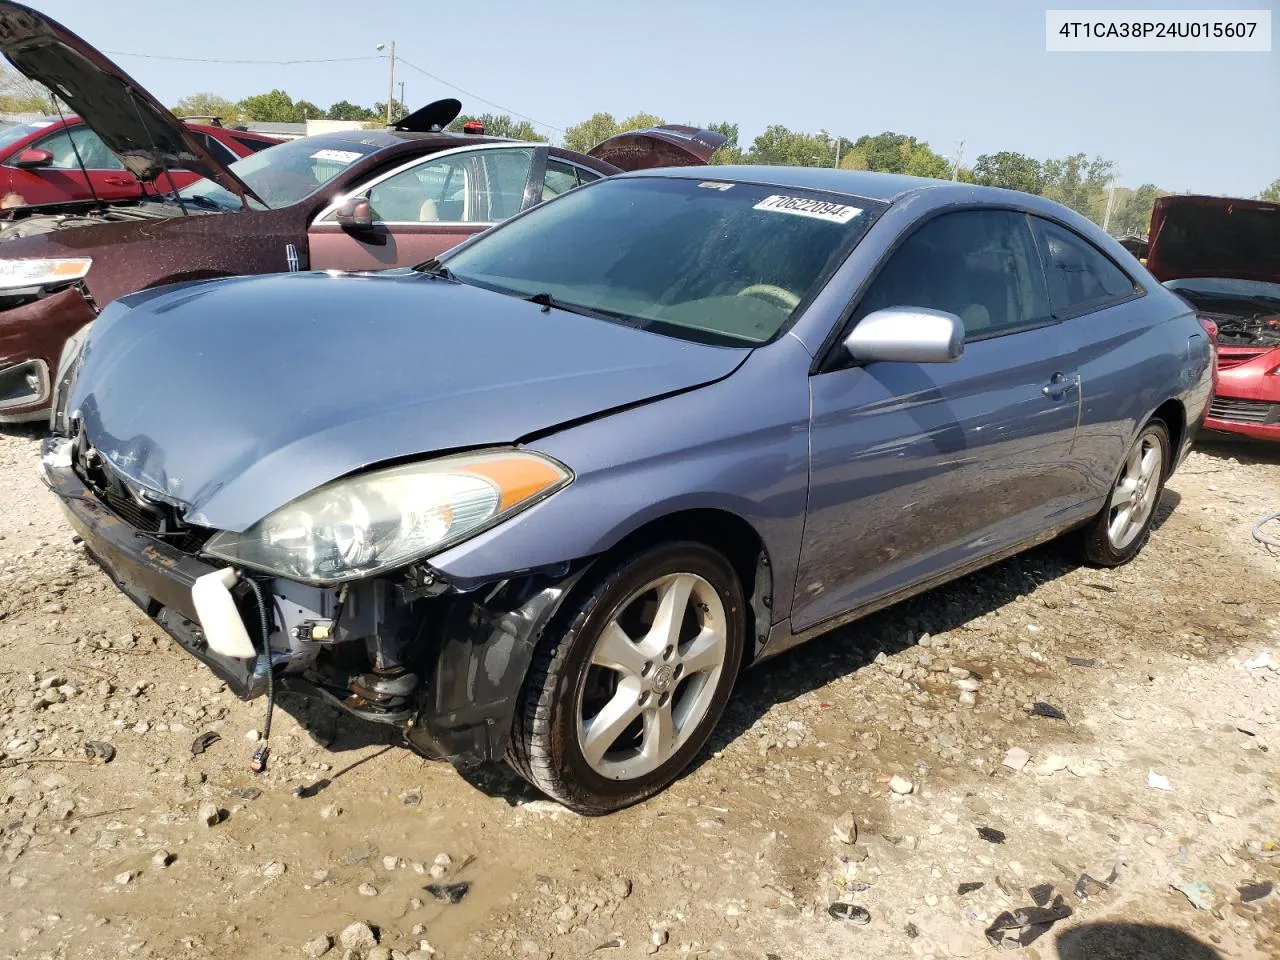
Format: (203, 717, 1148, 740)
(37, 0, 1280, 196)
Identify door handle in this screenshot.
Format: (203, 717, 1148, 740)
(103, 176, 132, 186)
(1042, 373, 1080, 399)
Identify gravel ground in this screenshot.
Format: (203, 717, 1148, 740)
(0, 425, 1277, 960)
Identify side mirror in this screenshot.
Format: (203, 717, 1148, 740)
(334, 196, 374, 231)
(843, 306, 965, 364)
(12, 148, 53, 169)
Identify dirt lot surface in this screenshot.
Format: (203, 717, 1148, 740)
(1, 425, 1277, 960)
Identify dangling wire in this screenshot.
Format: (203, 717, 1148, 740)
(244, 576, 275, 772)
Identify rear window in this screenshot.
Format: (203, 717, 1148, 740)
(444, 177, 885, 346)
(231, 134, 276, 154)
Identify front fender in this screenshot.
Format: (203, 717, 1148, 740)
(407, 561, 596, 763)
(426, 338, 814, 624)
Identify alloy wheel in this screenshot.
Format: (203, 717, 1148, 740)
(1107, 431, 1165, 550)
(576, 572, 727, 781)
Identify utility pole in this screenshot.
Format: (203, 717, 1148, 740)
(833, 135, 842, 169)
(398, 81, 405, 115)
(376, 41, 396, 125)
(1102, 174, 1120, 233)
(950, 140, 965, 181)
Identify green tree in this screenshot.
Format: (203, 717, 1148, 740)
(446, 113, 546, 141)
(706, 121, 743, 165)
(1042, 153, 1116, 221)
(171, 93, 241, 125)
(1109, 183, 1165, 236)
(562, 111, 666, 152)
(747, 125, 834, 166)
(972, 151, 1046, 194)
(294, 100, 325, 120)
(0, 65, 50, 113)
(1261, 178, 1280, 202)
(619, 112, 663, 132)
(327, 100, 376, 121)
(845, 132, 950, 178)
(563, 112, 619, 152)
(373, 100, 409, 124)
(237, 89, 297, 123)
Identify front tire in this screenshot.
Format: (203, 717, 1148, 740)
(507, 542, 746, 815)
(1078, 419, 1170, 567)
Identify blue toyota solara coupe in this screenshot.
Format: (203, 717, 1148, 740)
(41, 167, 1213, 812)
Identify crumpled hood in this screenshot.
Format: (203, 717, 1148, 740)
(65, 271, 748, 532)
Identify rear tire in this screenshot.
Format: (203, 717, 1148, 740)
(507, 542, 745, 815)
(1077, 420, 1170, 567)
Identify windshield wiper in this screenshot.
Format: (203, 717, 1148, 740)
(523, 291, 647, 326)
(413, 257, 457, 281)
(177, 193, 226, 211)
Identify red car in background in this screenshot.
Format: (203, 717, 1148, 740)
(1146, 194, 1280, 442)
(0, 115, 280, 206)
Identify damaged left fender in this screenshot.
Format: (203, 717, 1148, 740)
(407, 561, 595, 764)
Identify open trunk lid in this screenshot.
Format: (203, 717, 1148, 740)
(0, 2, 261, 205)
(587, 125, 727, 172)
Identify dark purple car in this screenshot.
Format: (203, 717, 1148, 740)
(0, 1, 721, 423)
(41, 163, 1212, 813)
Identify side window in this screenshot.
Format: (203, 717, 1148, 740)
(32, 126, 123, 171)
(474, 148, 535, 220)
(1032, 218, 1137, 316)
(189, 132, 238, 166)
(858, 210, 1051, 338)
(369, 154, 473, 223)
(231, 134, 274, 154)
(575, 166, 603, 186)
(542, 160, 578, 200)
(365, 148, 534, 224)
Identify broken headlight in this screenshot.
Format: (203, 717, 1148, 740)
(203, 450, 571, 584)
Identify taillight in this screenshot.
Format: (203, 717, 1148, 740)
(462, 120, 485, 134)
(1196, 315, 1219, 340)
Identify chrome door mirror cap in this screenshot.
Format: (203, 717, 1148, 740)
(843, 306, 965, 364)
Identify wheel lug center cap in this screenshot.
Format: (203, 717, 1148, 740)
(651, 664, 675, 694)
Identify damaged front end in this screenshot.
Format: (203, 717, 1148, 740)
(40, 434, 592, 766)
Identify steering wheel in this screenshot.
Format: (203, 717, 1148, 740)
(736, 284, 801, 310)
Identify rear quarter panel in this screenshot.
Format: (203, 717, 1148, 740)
(1065, 285, 1213, 495)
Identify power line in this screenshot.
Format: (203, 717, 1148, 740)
(102, 48, 565, 135)
(395, 56, 564, 135)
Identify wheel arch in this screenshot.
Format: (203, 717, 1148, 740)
(1148, 397, 1186, 476)
(591, 507, 774, 664)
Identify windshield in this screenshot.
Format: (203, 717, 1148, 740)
(0, 119, 57, 153)
(442, 176, 884, 345)
(177, 135, 381, 210)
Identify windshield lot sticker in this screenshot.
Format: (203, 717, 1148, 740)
(753, 195, 862, 223)
(310, 149, 364, 163)
(698, 181, 734, 190)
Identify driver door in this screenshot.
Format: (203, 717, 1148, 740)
(307, 144, 544, 271)
(17, 124, 144, 203)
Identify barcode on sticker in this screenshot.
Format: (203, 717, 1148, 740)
(753, 195, 862, 223)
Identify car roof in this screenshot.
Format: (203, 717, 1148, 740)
(624, 165, 991, 203)
(315, 128, 512, 150)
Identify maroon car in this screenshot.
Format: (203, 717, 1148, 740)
(0, 1, 722, 423)
(0, 115, 280, 206)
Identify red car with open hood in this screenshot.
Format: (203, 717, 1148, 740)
(1146, 194, 1280, 442)
(0, 1, 723, 423)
